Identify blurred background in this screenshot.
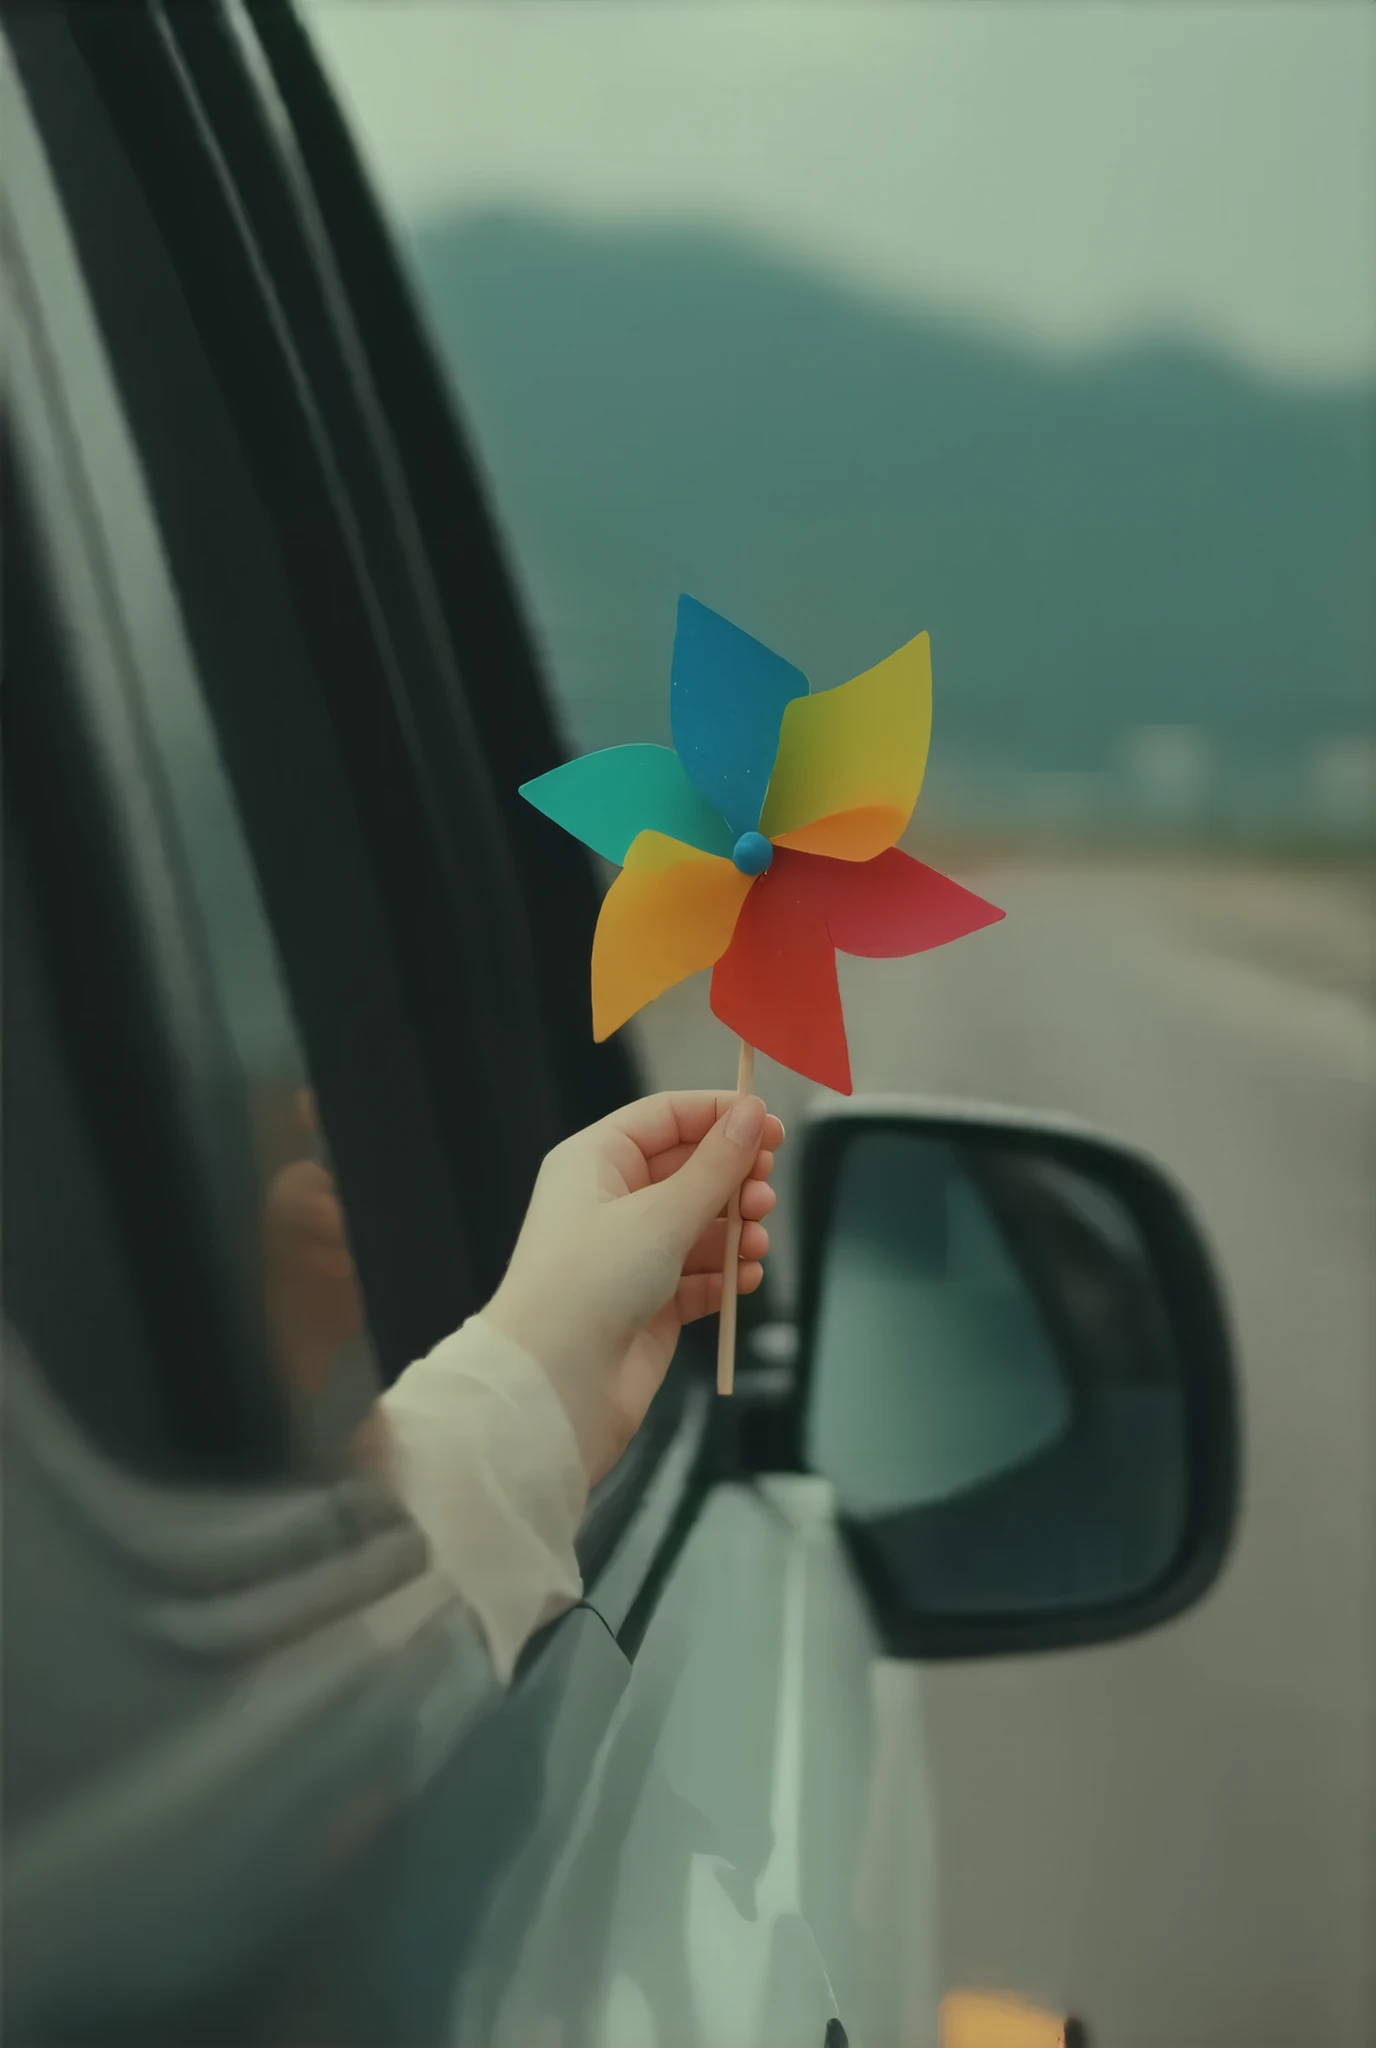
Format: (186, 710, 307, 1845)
(309, 5, 1374, 2042)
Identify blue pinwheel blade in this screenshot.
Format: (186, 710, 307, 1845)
(670, 596, 809, 840)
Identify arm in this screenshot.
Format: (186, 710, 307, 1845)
(274, 1092, 782, 1681)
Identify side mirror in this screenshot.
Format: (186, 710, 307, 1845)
(794, 1100, 1240, 1657)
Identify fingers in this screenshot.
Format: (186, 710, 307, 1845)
(646, 1141, 777, 1188)
(682, 1217, 770, 1273)
(605, 1091, 785, 1165)
(642, 1095, 774, 1255)
(681, 1177, 776, 1261)
(676, 1261, 765, 1325)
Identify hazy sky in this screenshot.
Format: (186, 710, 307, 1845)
(307, 2, 1376, 387)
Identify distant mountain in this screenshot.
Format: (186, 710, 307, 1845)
(406, 210, 1375, 829)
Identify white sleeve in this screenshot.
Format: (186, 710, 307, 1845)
(378, 1313, 588, 1682)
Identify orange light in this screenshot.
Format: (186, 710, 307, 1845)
(940, 1988, 1078, 2048)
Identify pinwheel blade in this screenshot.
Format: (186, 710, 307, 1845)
(813, 847, 1005, 956)
(592, 831, 753, 1040)
(710, 850, 852, 1093)
(671, 596, 809, 840)
(761, 630, 932, 860)
(521, 744, 735, 865)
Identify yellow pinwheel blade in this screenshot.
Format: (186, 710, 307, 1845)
(760, 630, 932, 861)
(592, 830, 754, 1041)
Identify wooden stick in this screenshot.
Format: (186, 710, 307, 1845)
(717, 1038, 756, 1396)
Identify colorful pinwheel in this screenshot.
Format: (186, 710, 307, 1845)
(520, 595, 1005, 1095)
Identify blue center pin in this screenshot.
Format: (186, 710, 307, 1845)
(732, 830, 773, 876)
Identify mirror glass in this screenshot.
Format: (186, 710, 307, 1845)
(805, 1129, 1188, 1615)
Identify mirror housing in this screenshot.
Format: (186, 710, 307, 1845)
(790, 1098, 1240, 1659)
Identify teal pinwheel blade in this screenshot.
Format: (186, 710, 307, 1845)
(670, 596, 809, 841)
(519, 743, 735, 866)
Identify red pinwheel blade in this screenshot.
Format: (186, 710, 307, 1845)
(814, 847, 1005, 956)
(710, 850, 1001, 1090)
(710, 854, 852, 1093)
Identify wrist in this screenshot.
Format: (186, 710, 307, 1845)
(482, 1280, 611, 1483)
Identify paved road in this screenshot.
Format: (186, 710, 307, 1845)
(640, 854, 1376, 2048)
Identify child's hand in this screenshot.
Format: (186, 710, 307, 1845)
(484, 1091, 784, 1484)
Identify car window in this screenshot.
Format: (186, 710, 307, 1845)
(1, 79, 379, 1470)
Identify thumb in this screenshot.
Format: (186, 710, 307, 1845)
(651, 1097, 768, 1252)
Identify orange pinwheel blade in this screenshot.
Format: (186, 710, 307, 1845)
(760, 630, 932, 861)
(592, 830, 754, 1041)
(768, 804, 908, 861)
